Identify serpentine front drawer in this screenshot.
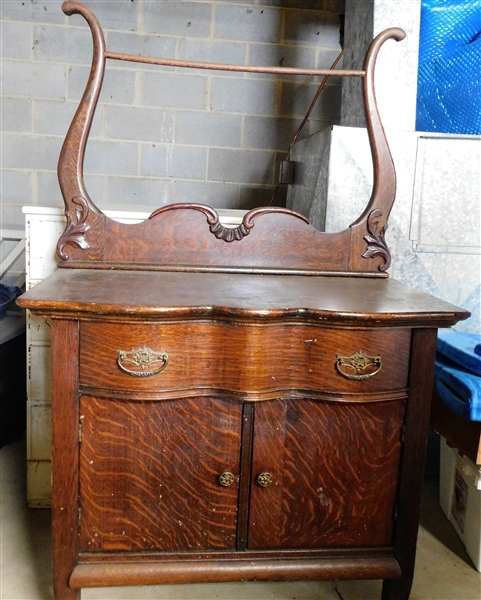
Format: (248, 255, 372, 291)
(79, 321, 411, 397)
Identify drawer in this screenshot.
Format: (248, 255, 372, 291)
(79, 322, 411, 396)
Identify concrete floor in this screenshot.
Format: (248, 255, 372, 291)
(1, 436, 480, 600)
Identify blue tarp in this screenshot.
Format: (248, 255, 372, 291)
(435, 331, 481, 421)
(437, 330, 481, 375)
(416, 0, 481, 135)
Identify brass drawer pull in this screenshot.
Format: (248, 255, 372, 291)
(256, 471, 274, 488)
(335, 350, 382, 380)
(218, 471, 236, 487)
(117, 346, 168, 377)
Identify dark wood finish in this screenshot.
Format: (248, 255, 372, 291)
(236, 402, 255, 551)
(77, 547, 396, 563)
(51, 319, 80, 600)
(431, 389, 481, 465)
(79, 395, 242, 552)
(248, 398, 405, 549)
(18, 269, 467, 329)
(17, 4, 471, 599)
(69, 556, 402, 588)
(19, 274, 469, 599)
(79, 321, 411, 396)
(55, 1, 405, 276)
(381, 329, 437, 600)
(105, 51, 365, 77)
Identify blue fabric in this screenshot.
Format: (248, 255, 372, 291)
(0, 284, 22, 318)
(437, 330, 481, 376)
(435, 358, 481, 421)
(417, 0, 481, 134)
(435, 331, 481, 421)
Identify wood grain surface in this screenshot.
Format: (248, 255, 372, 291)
(51, 319, 81, 600)
(18, 269, 470, 329)
(79, 322, 410, 396)
(248, 398, 405, 549)
(78, 392, 406, 556)
(55, 2, 404, 276)
(79, 395, 242, 552)
(18, 272, 468, 600)
(69, 556, 401, 588)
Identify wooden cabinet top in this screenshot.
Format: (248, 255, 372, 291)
(19, 268, 468, 328)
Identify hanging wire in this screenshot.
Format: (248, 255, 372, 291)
(268, 50, 344, 207)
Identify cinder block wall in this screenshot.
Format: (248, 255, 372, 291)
(1, 0, 344, 235)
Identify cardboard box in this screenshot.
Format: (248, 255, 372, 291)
(440, 436, 481, 571)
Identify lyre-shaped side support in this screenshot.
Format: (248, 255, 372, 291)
(56, 0, 405, 275)
(58, 2, 105, 214)
(57, 2, 105, 260)
(350, 26, 406, 272)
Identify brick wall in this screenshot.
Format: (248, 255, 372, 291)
(1, 0, 345, 235)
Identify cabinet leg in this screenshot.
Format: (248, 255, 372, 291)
(53, 579, 80, 600)
(51, 320, 81, 600)
(381, 575, 413, 600)
(381, 331, 438, 600)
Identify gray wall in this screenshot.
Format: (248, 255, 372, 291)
(1, 0, 344, 237)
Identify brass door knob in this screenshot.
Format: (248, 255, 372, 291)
(256, 471, 274, 488)
(218, 471, 235, 487)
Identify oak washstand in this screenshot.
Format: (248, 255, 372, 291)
(18, 3, 469, 599)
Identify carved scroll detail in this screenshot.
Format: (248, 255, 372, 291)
(209, 220, 251, 241)
(57, 196, 91, 261)
(362, 209, 391, 272)
(200, 205, 252, 241)
(149, 204, 310, 243)
(58, 2, 106, 227)
(149, 204, 252, 241)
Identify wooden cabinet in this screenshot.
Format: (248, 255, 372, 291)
(75, 319, 410, 557)
(17, 4, 470, 599)
(79, 393, 404, 554)
(19, 271, 469, 600)
(248, 397, 405, 551)
(76, 317, 413, 562)
(79, 395, 242, 553)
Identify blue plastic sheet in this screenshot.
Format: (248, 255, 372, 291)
(437, 330, 481, 375)
(0, 284, 22, 319)
(435, 359, 481, 420)
(435, 331, 481, 421)
(416, 0, 481, 134)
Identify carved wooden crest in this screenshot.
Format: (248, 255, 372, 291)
(56, 2, 404, 277)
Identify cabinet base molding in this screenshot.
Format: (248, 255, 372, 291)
(70, 557, 402, 588)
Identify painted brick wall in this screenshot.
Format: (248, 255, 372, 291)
(1, 0, 345, 236)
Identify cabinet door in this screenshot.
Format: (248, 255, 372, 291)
(79, 396, 242, 552)
(248, 398, 405, 549)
